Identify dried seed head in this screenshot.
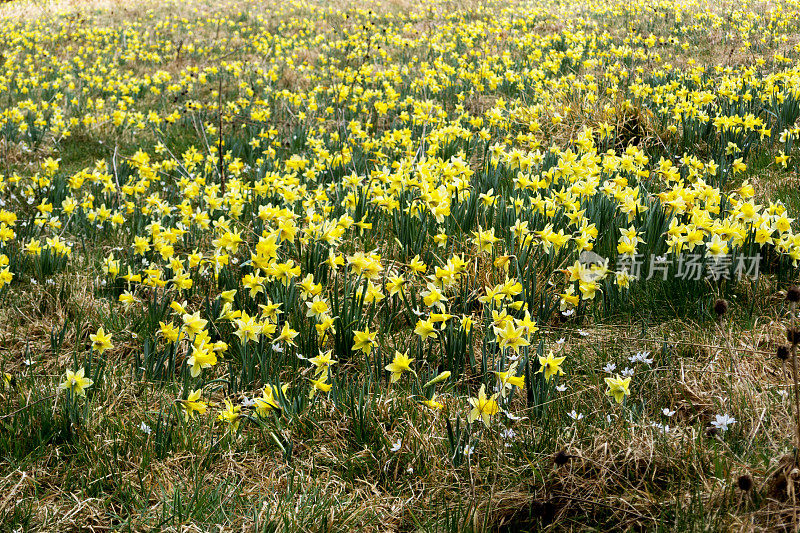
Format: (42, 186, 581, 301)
(787, 286, 800, 303)
(553, 449, 570, 466)
(737, 474, 753, 492)
(713, 299, 728, 317)
(787, 327, 800, 346)
(777, 345, 790, 361)
(530, 500, 557, 522)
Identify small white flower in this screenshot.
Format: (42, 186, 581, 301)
(662, 407, 675, 417)
(390, 439, 401, 452)
(629, 351, 653, 365)
(556, 337, 566, 345)
(652, 422, 669, 434)
(621, 367, 634, 377)
(139, 422, 152, 435)
(24, 359, 33, 366)
(463, 444, 475, 457)
(602, 362, 616, 374)
(505, 412, 522, 421)
(568, 410, 584, 421)
(556, 384, 567, 392)
(561, 308, 575, 317)
(578, 329, 589, 337)
(501, 427, 516, 440)
(241, 396, 256, 408)
(271, 343, 284, 353)
(711, 414, 736, 433)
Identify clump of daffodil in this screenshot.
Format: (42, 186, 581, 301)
(7, 0, 800, 500)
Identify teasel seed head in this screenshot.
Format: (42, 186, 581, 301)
(787, 286, 800, 303)
(713, 299, 728, 317)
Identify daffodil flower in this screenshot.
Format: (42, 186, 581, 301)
(385, 351, 414, 383)
(468, 384, 500, 425)
(216, 399, 242, 432)
(537, 351, 566, 381)
(89, 327, 113, 354)
(604, 375, 632, 404)
(59, 368, 94, 397)
(177, 389, 209, 420)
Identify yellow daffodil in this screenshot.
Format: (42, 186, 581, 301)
(468, 384, 500, 426)
(89, 328, 113, 354)
(59, 368, 94, 397)
(177, 389, 209, 420)
(604, 375, 632, 404)
(385, 351, 414, 383)
(537, 351, 566, 381)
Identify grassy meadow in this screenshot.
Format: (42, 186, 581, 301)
(1, 0, 800, 530)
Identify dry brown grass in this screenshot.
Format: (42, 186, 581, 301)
(2, 270, 800, 529)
